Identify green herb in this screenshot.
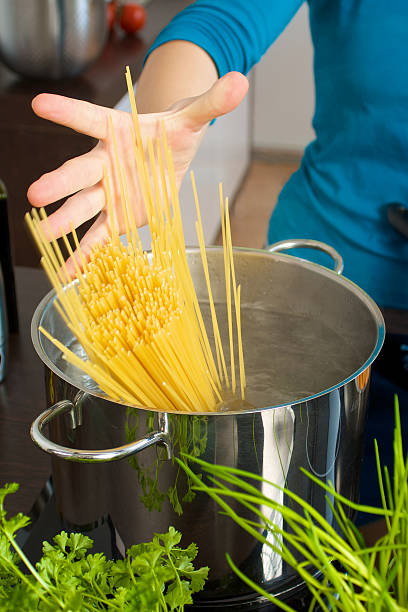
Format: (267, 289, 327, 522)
(0, 484, 208, 611)
(178, 396, 408, 611)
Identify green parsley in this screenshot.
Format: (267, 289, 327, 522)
(0, 484, 208, 611)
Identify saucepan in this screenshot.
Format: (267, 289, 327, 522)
(0, 0, 108, 79)
(30, 241, 385, 607)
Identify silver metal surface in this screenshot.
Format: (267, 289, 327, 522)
(31, 399, 171, 462)
(267, 239, 344, 274)
(0, 0, 107, 79)
(30, 246, 385, 605)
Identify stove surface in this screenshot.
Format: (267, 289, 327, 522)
(17, 479, 316, 611)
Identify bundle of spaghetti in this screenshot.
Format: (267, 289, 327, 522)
(26, 66, 246, 412)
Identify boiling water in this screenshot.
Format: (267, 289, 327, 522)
(54, 309, 363, 408)
(202, 302, 364, 408)
(54, 300, 364, 411)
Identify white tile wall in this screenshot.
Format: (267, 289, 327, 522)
(252, 3, 315, 153)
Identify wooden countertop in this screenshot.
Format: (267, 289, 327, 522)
(0, 267, 51, 516)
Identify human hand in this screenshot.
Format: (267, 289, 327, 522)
(27, 71, 249, 267)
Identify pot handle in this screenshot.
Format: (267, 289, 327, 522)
(30, 399, 171, 463)
(266, 239, 344, 275)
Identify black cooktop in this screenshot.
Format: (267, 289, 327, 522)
(16, 479, 316, 611)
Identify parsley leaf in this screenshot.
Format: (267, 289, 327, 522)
(0, 483, 209, 610)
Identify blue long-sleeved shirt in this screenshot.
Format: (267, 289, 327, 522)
(148, 0, 408, 309)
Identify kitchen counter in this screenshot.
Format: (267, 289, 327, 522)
(0, 0, 191, 267)
(0, 266, 51, 516)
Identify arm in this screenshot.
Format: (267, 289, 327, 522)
(136, 41, 218, 112)
(146, 0, 305, 77)
(136, 0, 305, 111)
(27, 0, 302, 267)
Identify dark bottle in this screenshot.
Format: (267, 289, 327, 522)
(0, 179, 18, 333)
(0, 265, 7, 382)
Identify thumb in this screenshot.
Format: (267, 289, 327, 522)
(176, 71, 249, 129)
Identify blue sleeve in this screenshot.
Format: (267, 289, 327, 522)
(146, 0, 305, 76)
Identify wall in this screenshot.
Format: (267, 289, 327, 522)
(252, 3, 315, 154)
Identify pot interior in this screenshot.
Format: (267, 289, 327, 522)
(32, 247, 385, 411)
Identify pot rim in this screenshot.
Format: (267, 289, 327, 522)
(31, 246, 386, 416)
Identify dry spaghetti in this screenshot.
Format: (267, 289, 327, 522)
(26, 67, 246, 412)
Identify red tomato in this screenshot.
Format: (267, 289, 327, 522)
(107, 1, 117, 31)
(119, 3, 146, 33)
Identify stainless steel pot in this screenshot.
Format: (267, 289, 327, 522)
(30, 241, 384, 607)
(0, 0, 107, 79)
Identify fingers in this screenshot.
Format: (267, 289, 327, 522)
(178, 72, 249, 129)
(64, 211, 110, 277)
(27, 148, 105, 206)
(32, 93, 111, 140)
(39, 183, 106, 240)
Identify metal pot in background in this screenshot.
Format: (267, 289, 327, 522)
(30, 243, 385, 607)
(0, 0, 108, 79)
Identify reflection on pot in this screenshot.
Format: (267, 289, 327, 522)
(42, 386, 363, 601)
(125, 408, 209, 514)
